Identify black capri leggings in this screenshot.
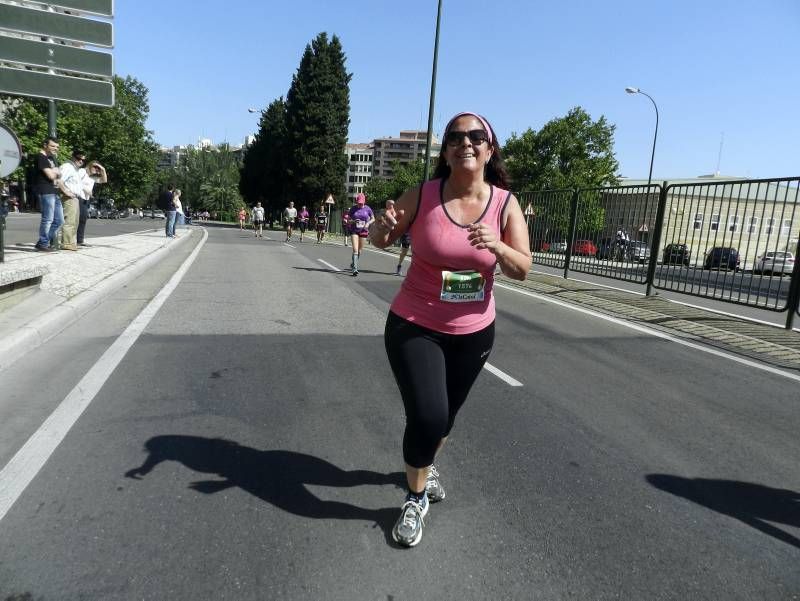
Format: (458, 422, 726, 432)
(384, 311, 494, 468)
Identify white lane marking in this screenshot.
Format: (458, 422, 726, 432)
(483, 362, 523, 387)
(284, 242, 295, 248)
(318, 259, 341, 272)
(495, 281, 800, 384)
(0, 230, 209, 524)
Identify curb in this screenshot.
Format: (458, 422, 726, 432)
(0, 231, 198, 373)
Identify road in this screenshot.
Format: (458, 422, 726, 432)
(0, 227, 798, 600)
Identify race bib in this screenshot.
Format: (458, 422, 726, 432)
(355, 219, 367, 229)
(440, 270, 485, 303)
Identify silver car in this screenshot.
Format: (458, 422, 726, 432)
(755, 251, 795, 276)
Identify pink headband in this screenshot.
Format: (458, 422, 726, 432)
(443, 112, 494, 146)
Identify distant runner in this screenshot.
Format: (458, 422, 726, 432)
(298, 205, 310, 242)
(347, 193, 374, 276)
(315, 204, 328, 244)
(251, 202, 265, 238)
(283, 201, 298, 242)
(386, 199, 410, 275)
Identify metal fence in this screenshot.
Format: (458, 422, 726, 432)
(521, 177, 800, 329)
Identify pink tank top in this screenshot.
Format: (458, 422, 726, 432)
(390, 178, 511, 334)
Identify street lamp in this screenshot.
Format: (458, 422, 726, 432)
(625, 87, 659, 190)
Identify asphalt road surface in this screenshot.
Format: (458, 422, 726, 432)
(1, 227, 798, 600)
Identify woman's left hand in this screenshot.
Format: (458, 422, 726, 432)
(467, 221, 500, 253)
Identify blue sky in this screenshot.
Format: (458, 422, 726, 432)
(115, 0, 799, 181)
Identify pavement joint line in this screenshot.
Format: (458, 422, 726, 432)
(0, 229, 209, 524)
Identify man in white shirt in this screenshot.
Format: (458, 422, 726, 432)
(283, 201, 297, 242)
(57, 150, 87, 251)
(251, 202, 265, 238)
(77, 159, 107, 247)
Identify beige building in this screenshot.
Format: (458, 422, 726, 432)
(371, 131, 440, 180)
(343, 143, 373, 204)
(604, 176, 800, 267)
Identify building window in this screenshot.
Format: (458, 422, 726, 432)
(693, 213, 703, 229)
(782, 219, 792, 236)
(765, 218, 775, 234)
(350, 154, 357, 161)
(728, 215, 739, 232)
(747, 216, 759, 234)
(710, 214, 720, 231)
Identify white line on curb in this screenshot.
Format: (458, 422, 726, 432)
(318, 259, 341, 272)
(483, 362, 523, 387)
(495, 281, 800, 384)
(0, 229, 209, 524)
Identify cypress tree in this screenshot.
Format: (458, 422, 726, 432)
(285, 33, 352, 205)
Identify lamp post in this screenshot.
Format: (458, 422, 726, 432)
(422, 0, 443, 183)
(625, 87, 658, 191)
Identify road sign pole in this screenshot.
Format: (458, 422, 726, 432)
(48, 100, 57, 137)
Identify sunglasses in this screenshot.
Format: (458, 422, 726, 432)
(444, 129, 489, 147)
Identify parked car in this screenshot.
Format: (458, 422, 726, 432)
(547, 239, 567, 253)
(151, 210, 166, 219)
(754, 251, 795, 276)
(571, 239, 598, 257)
(628, 241, 651, 263)
(704, 247, 740, 271)
(595, 237, 629, 260)
(662, 243, 691, 266)
(87, 204, 99, 219)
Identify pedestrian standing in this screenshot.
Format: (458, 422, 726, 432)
(347, 193, 374, 276)
(159, 184, 176, 238)
(173, 189, 185, 235)
(57, 150, 87, 251)
(77, 160, 107, 247)
(33, 137, 62, 252)
(252, 202, 265, 238)
(369, 111, 531, 547)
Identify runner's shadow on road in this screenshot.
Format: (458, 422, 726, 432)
(646, 474, 800, 549)
(125, 435, 405, 544)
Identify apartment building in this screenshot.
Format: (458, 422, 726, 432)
(343, 143, 373, 204)
(371, 131, 440, 180)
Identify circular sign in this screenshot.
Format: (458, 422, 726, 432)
(0, 123, 22, 178)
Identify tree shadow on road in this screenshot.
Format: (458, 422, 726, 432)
(125, 435, 405, 542)
(646, 474, 800, 549)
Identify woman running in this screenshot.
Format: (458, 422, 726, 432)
(348, 193, 374, 276)
(369, 111, 531, 547)
(315, 204, 328, 243)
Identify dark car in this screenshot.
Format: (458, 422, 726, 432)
(628, 241, 651, 263)
(595, 237, 631, 260)
(704, 247, 740, 271)
(663, 243, 691, 266)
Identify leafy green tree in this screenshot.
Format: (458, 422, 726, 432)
(285, 33, 351, 204)
(364, 159, 426, 206)
(166, 144, 243, 219)
(504, 106, 619, 235)
(1, 76, 159, 208)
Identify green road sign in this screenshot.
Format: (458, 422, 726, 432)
(41, 0, 114, 17)
(0, 68, 114, 107)
(0, 37, 112, 78)
(0, 4, 113, 48)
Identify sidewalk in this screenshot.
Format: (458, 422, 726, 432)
(0, 228, 197, 371)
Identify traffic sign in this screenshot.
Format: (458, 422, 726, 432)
(0, 68, 114, 107)
(41, 0, 114, 17)
(0, 36, 112, 78)
(0, 124, 23, 178)
(325, 194, 335, 204)
(0, 4, 113, 48)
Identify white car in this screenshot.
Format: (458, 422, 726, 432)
(151, 210, 166, 219)
(754, 251, 795, 276)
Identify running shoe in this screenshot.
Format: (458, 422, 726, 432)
(395, 265, 402, 276)
(391, 496, 428, 547)
(425, 465, 446, 503)
(352, 269, 358, 277)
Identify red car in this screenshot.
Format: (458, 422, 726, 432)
(571, 239, 598, 256)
